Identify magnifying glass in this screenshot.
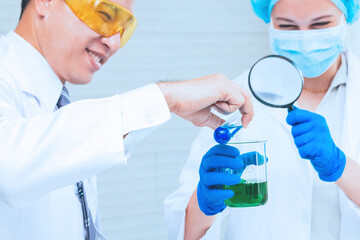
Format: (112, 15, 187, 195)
(214, 55, 303, 145)
(248, 55, 304, 112)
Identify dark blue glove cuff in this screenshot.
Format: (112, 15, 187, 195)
(197, 182, 226, 216)
(318, 147, 347, 182)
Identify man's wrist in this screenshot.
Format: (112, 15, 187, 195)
(119, 84, 171, 134)
(156, 81, 177, 113)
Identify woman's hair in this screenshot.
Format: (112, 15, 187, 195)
(20, 0, 31, 19)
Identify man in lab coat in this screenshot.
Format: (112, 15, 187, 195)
(0, 0, 253, 239)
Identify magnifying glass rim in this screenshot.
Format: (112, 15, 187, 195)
(248, 54, 304, 109)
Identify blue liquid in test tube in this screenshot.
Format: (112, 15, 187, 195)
(214, 112, 243, 144)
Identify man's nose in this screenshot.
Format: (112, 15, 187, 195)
(101, 32, 121, 52)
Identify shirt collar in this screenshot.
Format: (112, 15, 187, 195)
(328, 53, 347, 91)
(3, 31, 64, 111)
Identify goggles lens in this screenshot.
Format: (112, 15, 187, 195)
(65, 0, 137, 48)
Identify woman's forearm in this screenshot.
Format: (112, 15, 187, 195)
(336, 157, 360, 206)
(185, 189, 216, 240)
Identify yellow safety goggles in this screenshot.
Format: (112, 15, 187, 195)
(65, 0, 137, 48)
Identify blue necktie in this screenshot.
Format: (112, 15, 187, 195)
(56, 87, 71, 109)
(57, 87, 96, 240)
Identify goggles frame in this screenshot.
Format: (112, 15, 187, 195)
(65, 0, 137, 47)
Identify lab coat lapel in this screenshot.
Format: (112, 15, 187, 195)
(339, 51, 360, 160)
(338, 51, 360, 240)
(2, 31, 63, 112)
(262, 105, 291, 133)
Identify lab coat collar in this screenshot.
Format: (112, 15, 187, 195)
(339, 50, 360, 159)
(3, 31, 63, 111)
(330, 53, 347, 89)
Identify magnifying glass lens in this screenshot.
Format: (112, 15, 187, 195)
(248, 55, 303, 109)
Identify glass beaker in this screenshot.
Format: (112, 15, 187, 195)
(222, 140, 268, 207)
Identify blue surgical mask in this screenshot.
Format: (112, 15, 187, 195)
(269, 17, 346, 78)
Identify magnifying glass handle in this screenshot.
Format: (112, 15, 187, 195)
(288, 105, 295, 112)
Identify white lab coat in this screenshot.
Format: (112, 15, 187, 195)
(0, 31, 170, 239)
(164, 51, 360, 240)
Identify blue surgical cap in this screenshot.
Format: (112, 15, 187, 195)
(250, 0, 360, 24)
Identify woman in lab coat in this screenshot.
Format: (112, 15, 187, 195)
(164, 0, 360, 239)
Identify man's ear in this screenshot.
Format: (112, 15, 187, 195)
(33, 0, 51, 17)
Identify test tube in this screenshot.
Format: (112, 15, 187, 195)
(214, 111, 242, 144)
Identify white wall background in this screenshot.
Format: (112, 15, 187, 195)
(1, 1, 359, 240)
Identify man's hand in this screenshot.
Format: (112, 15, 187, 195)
(157, 74, 254, 130)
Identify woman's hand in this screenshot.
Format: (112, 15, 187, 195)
(286, 109, 346, 182)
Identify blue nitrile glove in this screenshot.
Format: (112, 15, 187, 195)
(197, 145, 243, 216)
(197, 145, 266, 215)
(286, 108, 346, 182)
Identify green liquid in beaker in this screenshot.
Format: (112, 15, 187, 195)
(224, 180, 268, 207)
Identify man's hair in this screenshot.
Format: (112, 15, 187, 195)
(20, 0, 31, 19)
